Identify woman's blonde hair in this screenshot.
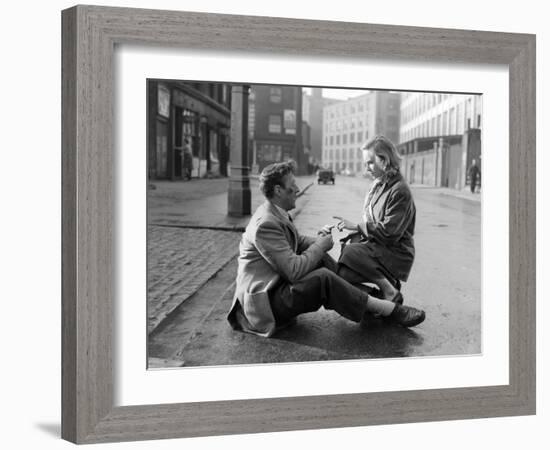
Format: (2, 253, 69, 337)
(362, 135, 401, 174)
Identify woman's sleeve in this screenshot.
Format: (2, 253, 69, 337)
(364, 189, 414, 245)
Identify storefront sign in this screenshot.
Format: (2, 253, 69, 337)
(284, 109, 296, 135)
(158, 85, 170, 118)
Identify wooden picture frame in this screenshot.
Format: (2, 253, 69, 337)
(61, 5, 536, 444)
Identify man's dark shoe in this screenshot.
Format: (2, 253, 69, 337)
(387, 304, 425, 327)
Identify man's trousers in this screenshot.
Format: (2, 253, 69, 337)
(268, 257, 369, 326)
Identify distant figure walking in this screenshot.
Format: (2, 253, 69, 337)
(467, 159, 481, 194)
(182, 138, 193, 180)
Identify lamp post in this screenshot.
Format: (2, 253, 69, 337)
(228, 84, 251, 217)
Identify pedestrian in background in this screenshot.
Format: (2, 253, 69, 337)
(467, 158, 480, 194)
(182, 138, 193, 180)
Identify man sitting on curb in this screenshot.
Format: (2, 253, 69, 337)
(227, 161, 426, 337)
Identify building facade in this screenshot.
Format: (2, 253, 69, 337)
(397, 129, 481, 191)
(322, 91, 400, 174)
(249, 85, 307, 174)
(399, 92, 482, 144)
(302, 88, 341, 167)
(398, 92, 482, 191)
(147, 80, 231, 180)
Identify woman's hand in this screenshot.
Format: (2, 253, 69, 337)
(333, 216, 357, 232)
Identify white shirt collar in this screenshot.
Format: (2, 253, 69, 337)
(272, 203, 292, 221)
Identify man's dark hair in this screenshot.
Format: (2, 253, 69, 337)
(259, 161, 295, 199)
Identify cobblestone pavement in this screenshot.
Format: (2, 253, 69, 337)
(147, 226, 240, 334)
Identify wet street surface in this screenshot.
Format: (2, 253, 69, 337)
(148, 175, 481, 367)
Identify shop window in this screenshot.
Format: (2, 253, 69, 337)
(258, 144, 283, 164)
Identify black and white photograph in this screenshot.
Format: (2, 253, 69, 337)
(4, 0, 546, 447)
(146, 81, 482, 369)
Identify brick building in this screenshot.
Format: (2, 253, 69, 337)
(249, 85, 308, 174)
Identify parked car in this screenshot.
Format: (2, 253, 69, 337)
(317, 168, 335, 185)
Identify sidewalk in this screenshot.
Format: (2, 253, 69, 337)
(148, 176, 315, 229)
(147, 176, 315, 334)
(410, 184, 481, 203)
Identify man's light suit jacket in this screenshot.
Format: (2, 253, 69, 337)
(227, 201, 326, 337)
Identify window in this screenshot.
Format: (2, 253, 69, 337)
(449, 108, 456, 134)
(222, 85, 228, 104)
(357, 131, 363, 142)
(336, 135, 340, 145)
(268, 115, 282, 133)
(258, 144, 282, 163)
(350, 133, 355, 143)
(270, 87, 282, 103)
(343, 134, 347, 144)
(330, 136, 334, 146)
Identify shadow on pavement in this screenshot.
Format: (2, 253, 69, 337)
(177, 286, 426, 367)
(272, 312, 425, 360)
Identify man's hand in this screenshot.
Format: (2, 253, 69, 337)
(315, 233, 334, 252)
(318, 224, 335, 236)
